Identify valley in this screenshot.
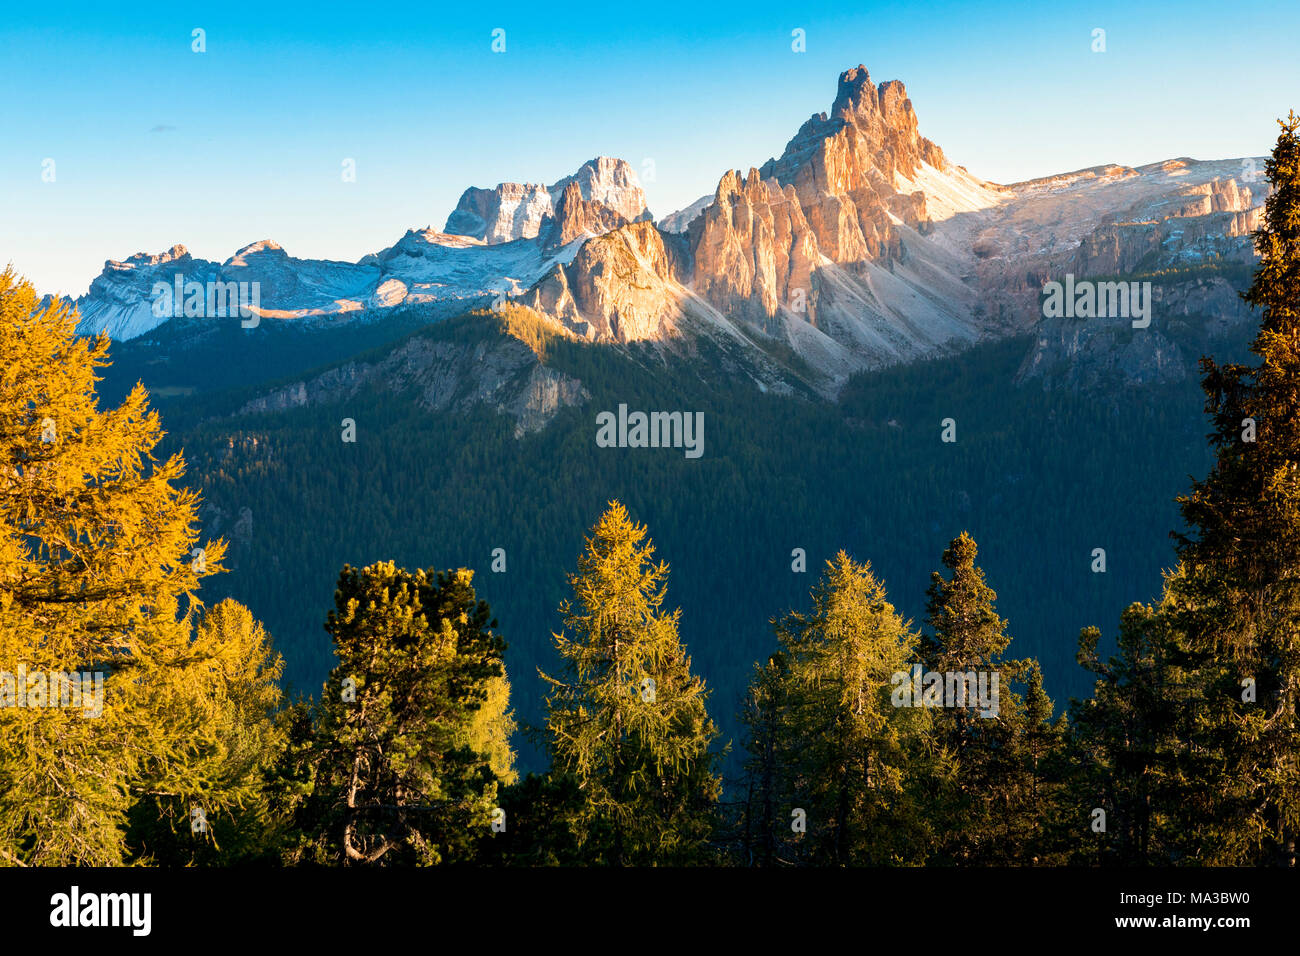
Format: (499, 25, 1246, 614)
(65, 62, 1268, 778)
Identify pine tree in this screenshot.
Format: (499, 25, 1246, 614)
(1171, 112, 1300, 866)
(541, 501, 720, 865)
(1011, 660, 1069, 863)
(922, 533, 1011, 675)
(290, 562, 512, 865)
(0, 270, 226, 865)
(474, 771, 588, 866)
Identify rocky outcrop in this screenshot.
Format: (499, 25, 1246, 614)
(961, 159, 1269, 336)
(1074, 178, 1262, 276)
(1018, 317, 1189, 389)
(540, 181, 635, 249)
(689, 169, 820, 335)
(444, 182, 553, 244)
(754, 65, 948, 265)
(1009, 172, 1266, 391)
(235, 330, 588, 437)
(519, 221, 682, 342)
(552, 157, 652, 225)
(444, 157, 651, 244)
(1017, 272, 1259, 390)
(74, 240, 383, 339)
(219, 240, 379, 309)
(74, 245, 218, 340)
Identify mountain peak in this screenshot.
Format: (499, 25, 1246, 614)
(228, 240, 287, 265)
(111, 244, 190, 270)
(831, 64, 880, 119)
(714, 169, 743, 202)
(828, 66, 931, 157)
(444, 157, 650, 245)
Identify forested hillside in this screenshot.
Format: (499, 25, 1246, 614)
(6, 113, 1297, 869)
(134, 308, 1247, 775)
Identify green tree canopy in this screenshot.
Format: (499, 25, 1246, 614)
(541, 501, 720, 865)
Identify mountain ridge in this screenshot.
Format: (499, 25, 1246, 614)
(64, 64, 1268, 396)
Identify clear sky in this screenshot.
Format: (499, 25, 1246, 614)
(3, 0, 1297, 296)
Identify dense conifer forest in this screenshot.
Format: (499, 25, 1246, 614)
(2, 114, 1298, 868)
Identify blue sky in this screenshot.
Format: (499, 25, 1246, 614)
(3, 0, 1297, 296)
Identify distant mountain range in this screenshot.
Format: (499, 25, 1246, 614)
(68, 64, 1267, 396)
(67, 64, 1273, 763)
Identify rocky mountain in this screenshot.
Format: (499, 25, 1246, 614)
(75, 244, 216, 340)
(233, 314, 589, 439)
(72, 229, 578, 344)
(67, 64, 1268, 397)
(755, 65, 949, 262)
(657, 194, 712, 234)
(517, 65, 1011, 391)
(958, 159, 1263, 322)
(1005, 162, 1265, 387)
(73, 240, 384, 340)
(523, 66, 1267, 393)
(71, 158, 652, 343)
(520, 222, 685, 343)
(540, 180, 641, 250)
(1016, 265, 1258, 390)
(443, 157, 652, 244)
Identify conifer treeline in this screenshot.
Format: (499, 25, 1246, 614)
(1, 114, 1297, 866)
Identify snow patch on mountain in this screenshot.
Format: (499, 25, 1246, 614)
(72, 161, 635, 341)
(657, 194, 713, 233)
(65, 65, 1271, 406)
(443, 157, 651, 244)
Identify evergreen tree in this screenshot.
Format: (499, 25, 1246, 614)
(0, 270, 226, 865)
(1171, 112, 1300, 865)
(743, 553, 933, 865)
(1008, 660, 1069, 864)
(461, 671, 517, 787)
(290, 562, 512, 865)
(921, 532, 1051, 863)
(474, 771, 588, 866)
(1068, 587, 1216, 864)
(540, 501, 720, 865)
(922, 533, 1012, 674)
(738, 651, 794, 866)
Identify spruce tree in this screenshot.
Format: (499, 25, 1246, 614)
(541, 501, 720, 865)
(474, 771, 588, 866)
(1068, 590, 1215, 864)
(922, 533, 1011, 675)
(1171, 112, 1300, 865)
(738, 651, 793, 866)
(921, 532, 1044, 863)
(1010, 660, 1068, 864)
